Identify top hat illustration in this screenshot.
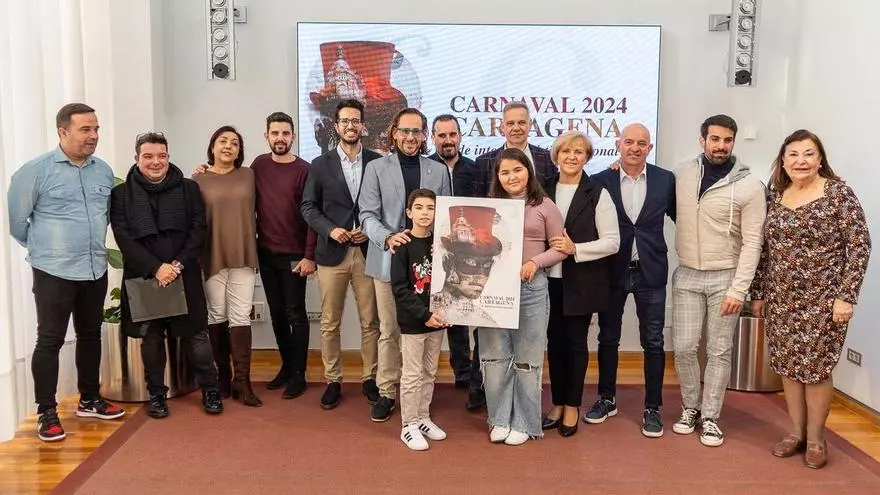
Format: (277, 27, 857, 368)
(309, 41, 408, 147)
(441, 206, 503, 257)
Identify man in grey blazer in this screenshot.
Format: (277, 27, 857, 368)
(358, 107, 452, 422)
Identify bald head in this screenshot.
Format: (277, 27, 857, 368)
(616, 123, 653, 170)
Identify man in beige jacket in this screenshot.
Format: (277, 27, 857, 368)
(670, 114, 766, 448)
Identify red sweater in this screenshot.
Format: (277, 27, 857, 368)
(251, 153, 316, 259)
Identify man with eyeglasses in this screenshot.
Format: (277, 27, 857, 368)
(473, 101, 558, 197)
(302, 99, 382, 410)
(427, 114, 485, 410)
(358, 107, 451, 422)
(7, 103, 125, 443)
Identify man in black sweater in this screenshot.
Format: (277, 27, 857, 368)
(427, 114, 485, 410)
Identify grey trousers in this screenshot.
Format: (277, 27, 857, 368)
(671, 266, 738, 420)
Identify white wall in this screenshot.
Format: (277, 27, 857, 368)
(788, 0, 880, 410)
(152, 0, 805, 351)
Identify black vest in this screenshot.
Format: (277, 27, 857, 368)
(544, 174, 611, 315)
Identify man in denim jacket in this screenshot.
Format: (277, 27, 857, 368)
(7, 103, 125, 443)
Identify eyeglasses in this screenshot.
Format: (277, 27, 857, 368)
(336, 118, 362, 126)
(396, 128, 424, 138)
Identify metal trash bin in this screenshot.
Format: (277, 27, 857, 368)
(100, 323, 197, 402)
(698, 317, 782, 392)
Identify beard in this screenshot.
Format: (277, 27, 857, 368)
(339, 133, 360, 146)
(272, 141, 292, 156)
(705, 150, 730, 164)
(439, 145, 458, 160)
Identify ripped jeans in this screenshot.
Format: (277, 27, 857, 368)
(480, 271, 550, 438)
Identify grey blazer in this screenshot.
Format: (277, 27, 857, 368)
(358, 153, 451, 282)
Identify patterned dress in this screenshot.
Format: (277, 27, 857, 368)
(751, 179, 871, 384)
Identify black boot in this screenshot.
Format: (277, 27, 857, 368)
(208, 323, 232, 398)
(230, 326, 262, 407)
(267, 347, 291, 390)
(202, 389, 223, 414)
(282, 373, 307, 399)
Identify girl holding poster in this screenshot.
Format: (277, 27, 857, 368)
(481, 148, 566, 445)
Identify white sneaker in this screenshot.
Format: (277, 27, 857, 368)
(400, 424, 429, 451)
(489, 425, 511, 443)
(418, 419, 447, 441)
(504, 430, 529, 446)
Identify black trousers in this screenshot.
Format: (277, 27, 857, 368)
(141, 321, 218, 396)
(446, 325, 483, 390)
(258, 248, 310, 378)
(546, 278, 591, 407)
(597, 266, 666, 409)
(32, 268, 107, 411)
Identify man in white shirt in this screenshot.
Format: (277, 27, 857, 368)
(590, 124, 677, 438)
(302, 99, 382, 410)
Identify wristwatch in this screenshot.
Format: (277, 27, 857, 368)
(171, 260, 184, 272)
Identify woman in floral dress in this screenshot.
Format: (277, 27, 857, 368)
(751, 129, 871, 469)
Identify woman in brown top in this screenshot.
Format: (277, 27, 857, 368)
(751, 129, 871, 469)
(194, 126, 261, 407)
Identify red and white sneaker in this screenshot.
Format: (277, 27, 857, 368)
(76, 398, 125, 420)
(37, 408, 66, 442)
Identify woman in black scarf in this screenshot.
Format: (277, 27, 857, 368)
(109, 132, 222, 418)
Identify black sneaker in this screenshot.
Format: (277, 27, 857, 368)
(37, 408, 65, 442)
(583, 397, 617, 424)
(282, 375, 307, 399)
(370, 396, 396, 422)
(148, 394, 170, 419)
(672, 407, 701, 435)
(76, 397, 125, 420)
(321, 382, 342, 409)
(202, 389, 224, 414)
(361, 379, 380, 405)
(465, 388, 486, 411)
(699, 418, 724, 447)
(642, 408, 664, 438)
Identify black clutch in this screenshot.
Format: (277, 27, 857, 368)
(123, 276, 188, 323)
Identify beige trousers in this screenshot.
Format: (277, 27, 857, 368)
(400, 331, 444, 425)
(315, 247, 379, 382)
(374, 279, 401, 398)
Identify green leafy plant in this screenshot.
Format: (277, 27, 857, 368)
(103, 287, 122, 324)
(103, 175, 125, 324)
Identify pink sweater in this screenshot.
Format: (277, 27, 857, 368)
(523, 197, 567, 269)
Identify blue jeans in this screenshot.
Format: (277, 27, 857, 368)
(480, 271, 550, 438)
(597, 265, 666, 409)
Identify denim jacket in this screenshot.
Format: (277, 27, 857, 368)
(7, 147, 114, 280)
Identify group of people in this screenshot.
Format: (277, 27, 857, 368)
(7, 101, 870, 469)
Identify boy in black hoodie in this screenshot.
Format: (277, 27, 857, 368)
(391, 189, 448, 451)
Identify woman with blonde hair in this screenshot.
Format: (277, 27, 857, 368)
(541, 130, 619, 436)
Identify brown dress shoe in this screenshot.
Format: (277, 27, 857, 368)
(804, 441, 828, 469)
(772, 435, 805, 458)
